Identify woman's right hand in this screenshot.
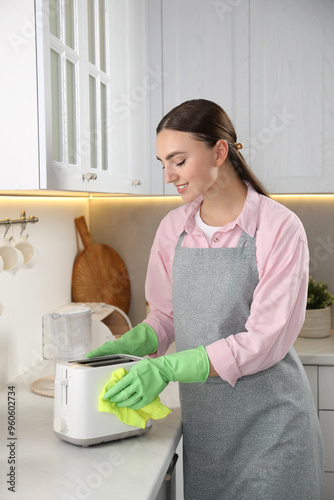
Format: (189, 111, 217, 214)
(86, 323, 158, 358)
(85, 338, 126, 358)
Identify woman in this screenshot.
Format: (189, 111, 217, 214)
(87, 99, 324, 499)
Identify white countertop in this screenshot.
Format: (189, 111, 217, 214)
(0, 360, 182, 500)
(294, 330, 334, 365)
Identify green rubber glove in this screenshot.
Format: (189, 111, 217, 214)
(103, 346, 210, 410)
(86, 323, 158, 358)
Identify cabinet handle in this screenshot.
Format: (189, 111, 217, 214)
(131, 179, 142, 186)
(82, 172, 98, 181)
(164, 453, 179, 481)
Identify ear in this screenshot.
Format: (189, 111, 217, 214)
(215, 139, 228, 167)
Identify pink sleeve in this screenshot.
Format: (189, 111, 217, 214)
(206, 217, 309, 387)
(144, 223, 176, 357)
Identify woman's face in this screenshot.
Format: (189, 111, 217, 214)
(156, 129, 226, 203)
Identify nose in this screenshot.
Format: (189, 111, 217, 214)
(164, 165, 178, 184)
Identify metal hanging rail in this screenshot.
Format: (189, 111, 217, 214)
(0, 210, 39, 236)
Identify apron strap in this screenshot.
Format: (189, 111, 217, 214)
(175, 231, 186, 249)
(236, 231, 256, 248)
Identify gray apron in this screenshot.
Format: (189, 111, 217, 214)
(172, 230, 324, 500)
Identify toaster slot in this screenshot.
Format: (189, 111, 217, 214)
(62, 369, 68, 406)
(70, 355, 139, 368)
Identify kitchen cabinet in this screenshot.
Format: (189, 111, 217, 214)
(155, 453, 179, 500)
(3, 1, 333, 195)
(303, 365, 334, 499)
(294, 332, 334, 499)
(319, 366, 334, 410)
(323, 473, 334, 500)
(303, 365, 318, 410)
(319, 367, 334, 484)
(0, 0, 40, 190)
(249, 0, 334, 193)
(319, 412, 334, 471)
(1, 0, 153, 194)
(155, 0, 334, 194)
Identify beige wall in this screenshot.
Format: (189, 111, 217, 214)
(89, 197, 183, 325)
(0, 196, 89, 384)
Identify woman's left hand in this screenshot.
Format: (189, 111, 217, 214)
(103, 359, 168, 410)
(103, 346, 210, 410)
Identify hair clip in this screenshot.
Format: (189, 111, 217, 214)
(235, 142, 243, 151)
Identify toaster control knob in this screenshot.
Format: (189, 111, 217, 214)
(54, 417, 68, 434)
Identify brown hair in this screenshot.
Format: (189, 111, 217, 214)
(156, 99, 268, 196)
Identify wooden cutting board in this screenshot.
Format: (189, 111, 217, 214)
(71, 216, 131, 314)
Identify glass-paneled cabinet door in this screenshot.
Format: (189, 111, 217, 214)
(36, 0, 152, 193)
(84, 0, 111, 186)
(36, 0, 85, 191)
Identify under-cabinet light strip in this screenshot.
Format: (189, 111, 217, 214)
(0, 193, 334, 201)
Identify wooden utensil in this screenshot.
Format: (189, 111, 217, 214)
(71, 216, 131, 313)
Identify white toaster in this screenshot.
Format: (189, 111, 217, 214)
(54, 354, 152, 447)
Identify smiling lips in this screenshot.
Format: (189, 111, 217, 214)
(176, 183, 189, 194)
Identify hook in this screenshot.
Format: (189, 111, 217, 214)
(20, 221, 27, 237)
(3, 219, 11, 239)
(20, 210, 27, 237)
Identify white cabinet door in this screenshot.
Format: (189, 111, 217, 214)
(160, 0, 249, 195)
(303, 365, 318, 411)
(319, 367, 334, 410)
(249, 0, 334, 193)
(319, 411, 334, 472)
(0, 0, 40, 190)
(104, 0, 152, 195)
(323, 472, 334, 500)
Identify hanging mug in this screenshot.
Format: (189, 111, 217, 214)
(14, 235, 38, 269)
(0, 237, 24, 274)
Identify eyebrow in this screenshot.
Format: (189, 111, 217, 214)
(156, 151, 187, 162)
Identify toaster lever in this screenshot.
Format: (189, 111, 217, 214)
(55, 378, 68, 405)
(55, 379, 69, 385)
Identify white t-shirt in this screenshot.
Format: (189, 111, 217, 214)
(194, 208, 221, 243)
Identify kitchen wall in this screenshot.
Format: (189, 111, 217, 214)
(90, 195, 334, 326)
(1, 193, 333, 385)
(89, 196, 183, 324)
(0, 196, 89, 385)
